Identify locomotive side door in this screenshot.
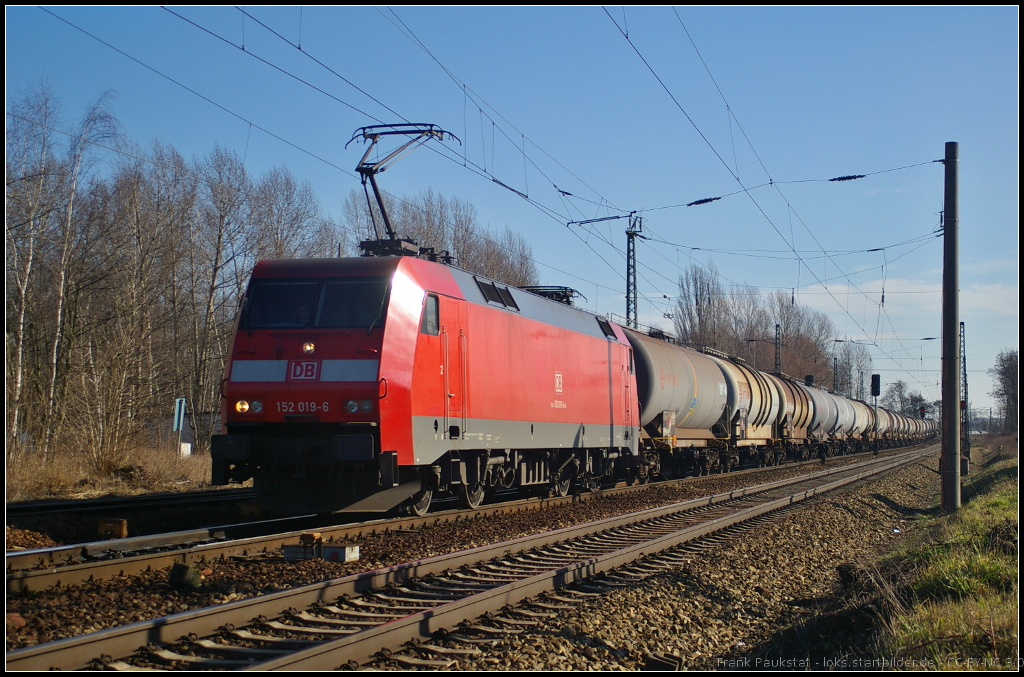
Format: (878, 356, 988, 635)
(622, 345, 638, 450)
(439, 297, 467, 440)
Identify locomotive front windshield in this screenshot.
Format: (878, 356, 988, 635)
(241, 277, 391, 329)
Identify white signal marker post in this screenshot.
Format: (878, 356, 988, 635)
(173, 397, 191, 457)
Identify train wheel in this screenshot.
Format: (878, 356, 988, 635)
(458, 483, 486, 510)
(552, 477, 572, 497)
(625, 467, 649, 486)
(409, 489, 433, 517)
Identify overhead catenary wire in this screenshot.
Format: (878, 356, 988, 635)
(187, 6, 939, 349)
(606, 7, 938, 391)
(191, 6, 638, 298)
(663, 13, 942, 391)
(39, 7, 349, 175)
(641, 229, 937, 261)
(377, 7, 630, 216)
(173, 6, 595, 232)
(645, 160, 942, 212)
(39, 6, 946, 384)
(26, 10, 630, 304)
(669, 10, 941, 339)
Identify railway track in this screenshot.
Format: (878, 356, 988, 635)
(6, 487, 256, 519)
(5, 448, 906, 593)
(5, 445, 936, 671)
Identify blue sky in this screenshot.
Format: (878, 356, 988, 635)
(6, 6, 1018, 411)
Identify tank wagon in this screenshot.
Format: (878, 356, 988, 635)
(618, 326, 936, 476)
(212, 256, 938, 515)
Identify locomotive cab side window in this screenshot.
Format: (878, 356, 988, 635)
(420, 294, 439, 335)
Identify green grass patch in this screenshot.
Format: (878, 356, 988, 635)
(874, 452, 1018, 669)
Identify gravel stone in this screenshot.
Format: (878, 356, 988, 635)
(428, 455, 941, 671)
(6, 451, 936, 658)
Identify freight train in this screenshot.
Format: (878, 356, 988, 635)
(211, 256, 938, 515)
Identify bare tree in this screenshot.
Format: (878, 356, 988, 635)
(6, 85, 65, 456)
(477, 226, 538, 288)
(343, 188, 538, 287)
(904, 391, 934, 419)
(881, 380, 909, 415)
(59, 146, 192, 471)
(179, 147, 251, 451)
(672, 264, 836, 387)
(5, 88, 118, 460)
(726, 284, 771, 366)
(833, 340, 872, 398)
(249, 166, 339, 261)
(988, 349, 1018, 432)
(673, 262, 729, 350)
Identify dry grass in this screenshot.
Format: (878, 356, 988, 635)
(884, 593, 1018, 670)
(872, 439, 1018, 670)
(6, 445, 213, 503)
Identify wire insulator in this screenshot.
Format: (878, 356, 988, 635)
(687, 197, 721, 207)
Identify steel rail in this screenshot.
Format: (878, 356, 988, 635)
(255, 451, 928, 670)
(5, 446, 935, 671)
(5, 445, 916, 591)
(7, 512, 325, 580)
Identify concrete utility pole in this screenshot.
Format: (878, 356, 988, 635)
(941, 142, 961, 512)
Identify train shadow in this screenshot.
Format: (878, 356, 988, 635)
(869, 494, 938, 518)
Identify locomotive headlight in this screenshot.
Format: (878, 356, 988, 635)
(235, 400, 250, 413)
(250, 400, 263, 413)
(360, 399, 373, 413)
(346, 400, 360, 413)
(302, 342, 315, 354)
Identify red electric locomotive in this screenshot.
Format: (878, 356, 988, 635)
(212, 256, 640, 515)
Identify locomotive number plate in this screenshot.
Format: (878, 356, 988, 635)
(276, 401, 330, 413)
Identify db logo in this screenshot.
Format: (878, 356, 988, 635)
(288, 360, 320, 381)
